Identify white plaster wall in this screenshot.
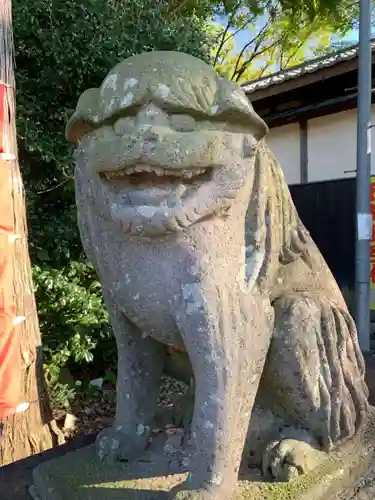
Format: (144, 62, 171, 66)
(307, 106, 375, 182)
(266, 123, 300, 185)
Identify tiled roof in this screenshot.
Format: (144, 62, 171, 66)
(242, 40, 375, 95)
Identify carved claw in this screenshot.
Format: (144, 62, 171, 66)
(262, 438, 326, 482)
(95, 427, 148, 465)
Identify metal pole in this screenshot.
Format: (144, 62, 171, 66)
(355, 0, 372, 352)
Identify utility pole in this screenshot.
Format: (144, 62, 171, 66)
(355, 0, 372, 352)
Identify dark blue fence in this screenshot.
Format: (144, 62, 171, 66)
(289, 178, 356, 289)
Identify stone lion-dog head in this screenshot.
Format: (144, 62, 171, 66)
(66, 50, 272, 240)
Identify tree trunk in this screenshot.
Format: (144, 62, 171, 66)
(0, 0, 63, 466)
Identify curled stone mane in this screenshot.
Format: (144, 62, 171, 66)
(264, 145, 307, 266)
(245, 141, 309, 292)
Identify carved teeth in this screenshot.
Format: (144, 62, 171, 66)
(104, 171, 126, 179)
(103, 166, 208, 179)
(182, 170, 194, 179)
(164, 169, 181, 177)
(154, 167, 164, 176)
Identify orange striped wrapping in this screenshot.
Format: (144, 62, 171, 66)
(0, 158, 22, 419)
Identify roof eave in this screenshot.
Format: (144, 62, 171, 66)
(242, 41, 375, 102)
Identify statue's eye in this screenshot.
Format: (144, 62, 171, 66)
(169, 114, 196, 132)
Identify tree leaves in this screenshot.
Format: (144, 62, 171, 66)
(209, 1, 361, 83)
(166, 0, 360, 30)
(14, 0, 212, 381)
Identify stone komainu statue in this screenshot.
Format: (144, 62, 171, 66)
(66, 51, 369, 500)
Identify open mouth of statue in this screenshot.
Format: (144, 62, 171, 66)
(99, 164, 212, 188)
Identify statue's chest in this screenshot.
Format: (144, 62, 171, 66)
(94, 236, 188, 348)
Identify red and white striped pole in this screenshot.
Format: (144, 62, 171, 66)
(0, 81, 29, 428)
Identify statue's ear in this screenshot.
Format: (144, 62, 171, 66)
(66, 88, 100, 145)
(213, 77, 269, 140)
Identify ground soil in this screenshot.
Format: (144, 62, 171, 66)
(52, 375, 188, 442)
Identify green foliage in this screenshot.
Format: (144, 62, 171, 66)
(168, 0, 360, 31)
(15, 0, 212, 188)
(164, 0, 363, 83)
(33, 263, 110, 371)
(48, 382, 77, 411)
(209, 1, 360, 83)
(14, 0, 212, 390)
(277, 0, 360, 28)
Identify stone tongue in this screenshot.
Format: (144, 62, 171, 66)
(128, 187, 173, 205)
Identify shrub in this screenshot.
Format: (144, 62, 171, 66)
(14, 0, 212, 404)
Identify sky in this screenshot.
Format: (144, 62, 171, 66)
(347, 29, 359, 41)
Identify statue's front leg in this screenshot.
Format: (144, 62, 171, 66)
(96, 289, 166, 464)
(171, 285, 274, 500)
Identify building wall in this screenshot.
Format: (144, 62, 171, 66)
(265, 105, 375, 185)
(267, 123, 300, 184)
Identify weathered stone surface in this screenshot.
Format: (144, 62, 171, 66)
(31, 410, 375, 500)
(57, 50, 369, 500)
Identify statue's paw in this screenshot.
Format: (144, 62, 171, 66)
(262, 438, 326, 482)
(95, 427, 147, 465)
(170, 486, 229, 500)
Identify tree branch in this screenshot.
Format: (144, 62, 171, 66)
(230, 20, 271, 80)
(213, 22, 233, 66)
(222, 14, 256, 47)
(234, 39, 279, 81)
(279, 22, 317, 69)
(213, 2, 241, 67)
(258, 61, 272, 78)
(279, 39, 306, 69)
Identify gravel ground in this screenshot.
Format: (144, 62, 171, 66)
(53, 375, 188, 441)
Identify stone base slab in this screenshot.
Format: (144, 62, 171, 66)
(31, 410, 375, 500)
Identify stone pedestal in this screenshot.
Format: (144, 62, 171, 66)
(30, 412, 375, 500)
